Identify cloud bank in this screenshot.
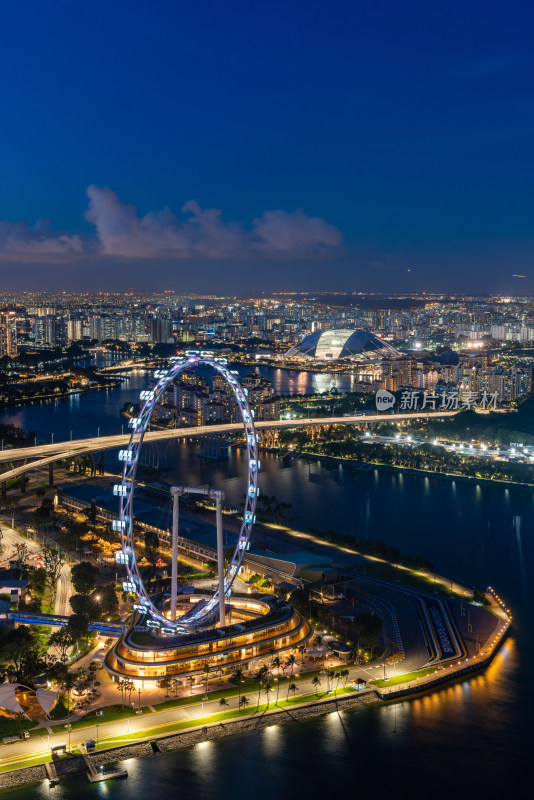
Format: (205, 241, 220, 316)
(0, 219, 84, 262)
(0, 186, 343, 262)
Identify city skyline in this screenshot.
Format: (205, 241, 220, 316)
(1, 1, 533, 293)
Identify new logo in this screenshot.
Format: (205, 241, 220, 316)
(375, 389, 395, 411)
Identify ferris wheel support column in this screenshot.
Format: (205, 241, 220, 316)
(170, 487, 182, 622)
(214, 491, 225, 627)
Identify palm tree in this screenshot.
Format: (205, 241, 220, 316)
(187, 676, 195, 696)
(126, 679, 135, 706)
(285, 653, 296, 678)
(61, 670, 77, 716)
(333, 672, 341, 709)
(298, 645, 306, 666)
(263, 682, 272, 714)
(287, 682, 297, 702)
(116, 678, 126, 708)
(326, 670, 335, 693)
(255, 665, 268, 712)
(218, 697, 229, 713)
(239, 695, 250, 714)
(341, 669, 350, 687)
(231, 667, 244, 709)
(202, 662, 212, 697)
(311, 676, 321, 697)
(271, 657, 282, 704)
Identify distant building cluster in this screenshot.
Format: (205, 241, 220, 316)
(153, 370, 280, 427)
(283, 327, 533, 402)
(1, 291, 534, 353)
(1, 291, 534, 405)
(379, 353, 531, 403)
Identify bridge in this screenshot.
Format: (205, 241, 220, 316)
(6, 611, 125, 635)
(0, 410, 457, 489)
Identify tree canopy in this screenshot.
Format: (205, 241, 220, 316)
(71, 561, 99, 595)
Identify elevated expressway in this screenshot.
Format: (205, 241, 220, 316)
(0, 410, 457, 488)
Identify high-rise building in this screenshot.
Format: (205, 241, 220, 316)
(67, 317, 84, 342)
(0, 311, 17, 358)
(149, 318, 173, 344)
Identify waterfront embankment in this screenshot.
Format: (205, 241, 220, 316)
(0, 604, 511, 795)
(0, 691, 379, 792)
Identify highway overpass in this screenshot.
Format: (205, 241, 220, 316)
(0, 410, 457, 485)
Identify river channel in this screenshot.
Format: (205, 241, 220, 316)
(0, 366, 532, 797)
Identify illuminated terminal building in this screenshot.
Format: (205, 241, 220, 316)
(284, 328, 400, 362)
(105, 593, 312, 681)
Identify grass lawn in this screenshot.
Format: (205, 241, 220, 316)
(41, 586, 56, 614)
(0, 752, 53, 774)
(97, 687, 357, 747)
(0, 717, 38, 739)
(68, 637, 98, 665)
(51, 704, 148, 733)
(152, 670, 323, 711)
(371, 667, 437, 688)
(49, 697, 71, 720)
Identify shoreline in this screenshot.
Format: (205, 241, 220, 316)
(0, 380, 121, 414)
(296, 450, 534, 491)
(0, 628, 510, 793)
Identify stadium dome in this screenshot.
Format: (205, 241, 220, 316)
(285, 329, 401, 361)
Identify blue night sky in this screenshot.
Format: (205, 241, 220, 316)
(1, 0, 533, 293)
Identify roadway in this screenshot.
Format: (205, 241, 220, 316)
(0, 515, 72, 617)
(0, 410, 458, 485)
(0, 666, 372, 764)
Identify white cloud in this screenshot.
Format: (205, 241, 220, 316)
(0, 219, 83, 262)
(252, 208, 343, 252)
(0, 186, 344, 262)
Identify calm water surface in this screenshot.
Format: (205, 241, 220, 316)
(0, 370, 532, 798)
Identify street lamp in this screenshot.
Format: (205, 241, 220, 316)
(96, 724, 100, 749)
(65, 723, 71, 752)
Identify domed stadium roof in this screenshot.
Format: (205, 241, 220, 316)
(285, 329, 401, 361)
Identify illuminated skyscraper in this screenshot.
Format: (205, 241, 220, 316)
(0, 311, 17, 358)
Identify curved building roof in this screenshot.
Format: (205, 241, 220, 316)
(285, 329, 401, 361)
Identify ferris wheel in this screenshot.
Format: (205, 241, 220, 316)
(113, 352, 260, 634)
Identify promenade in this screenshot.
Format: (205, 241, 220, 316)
(0, 586, 511, 779)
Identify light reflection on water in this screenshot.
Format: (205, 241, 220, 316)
(4, 637, 526, 800)
(1, 369, 533, 796)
